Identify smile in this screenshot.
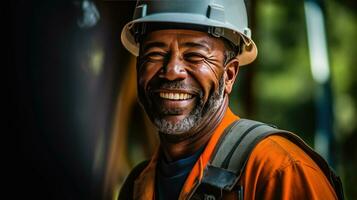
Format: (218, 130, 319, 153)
(159, 92, 193, 100)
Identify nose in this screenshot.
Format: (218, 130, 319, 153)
(158, 53, 187, 81)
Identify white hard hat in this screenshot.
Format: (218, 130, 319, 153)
(121, 0, 257, 66)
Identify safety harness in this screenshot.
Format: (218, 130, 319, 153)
(189, 119, 344, 200)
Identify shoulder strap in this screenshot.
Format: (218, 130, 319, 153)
(201, 119, 344, 199)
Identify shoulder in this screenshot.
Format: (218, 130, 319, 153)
(245, 135, 337, 199)
(247, 135, 322, 177)
(118, 160, 150, 200)
(242, 135, 337, 199)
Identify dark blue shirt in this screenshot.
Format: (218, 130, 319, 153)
(156, 147, 204, 200)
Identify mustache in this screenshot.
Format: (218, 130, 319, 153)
(151, 80, 202, 96)
(159, 81, 190, 90)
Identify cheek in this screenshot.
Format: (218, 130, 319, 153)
(190, 64, 222, 101)
(137, 63, 160, 91)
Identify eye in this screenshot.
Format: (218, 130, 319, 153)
(144, 52, 166, 61)
(184, 52, 206, 62)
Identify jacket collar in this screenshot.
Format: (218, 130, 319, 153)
(133, 108, 239, 200)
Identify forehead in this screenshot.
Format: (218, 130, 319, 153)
(141, 29, 225, 50)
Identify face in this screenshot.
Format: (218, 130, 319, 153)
(137, 29, 237, 136)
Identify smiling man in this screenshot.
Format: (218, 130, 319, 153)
(136, 29, 236, 168)
(118, 0, 342, 200)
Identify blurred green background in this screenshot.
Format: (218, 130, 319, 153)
(232, 1, 356, 198)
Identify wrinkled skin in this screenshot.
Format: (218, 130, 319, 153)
(137, 29, 239, 161)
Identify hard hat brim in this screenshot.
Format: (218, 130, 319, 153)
(121, 13, 257, 66)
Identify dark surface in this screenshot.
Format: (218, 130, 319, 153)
(10, 0, 135, 199)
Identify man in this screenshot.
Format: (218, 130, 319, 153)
(119, 0, 342, 199)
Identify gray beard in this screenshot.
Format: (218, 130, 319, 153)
(153, 77, 225, 135)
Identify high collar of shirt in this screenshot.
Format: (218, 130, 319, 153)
(158, 145, 205, 178)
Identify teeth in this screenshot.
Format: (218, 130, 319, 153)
(159, 92, 192, 100)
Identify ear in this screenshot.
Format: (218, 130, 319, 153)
(224, 58, 240, 94)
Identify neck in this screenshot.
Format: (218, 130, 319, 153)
(159, 96, 229, 162)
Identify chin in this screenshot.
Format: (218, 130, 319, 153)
(153, 115, 198, 135)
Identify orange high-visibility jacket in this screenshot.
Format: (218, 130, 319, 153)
(120, 108, 338, 200)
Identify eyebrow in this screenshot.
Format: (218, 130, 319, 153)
(182, 40, 211, 52)
(141, 41, 168, 52)
(141, 40, 212, 53)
